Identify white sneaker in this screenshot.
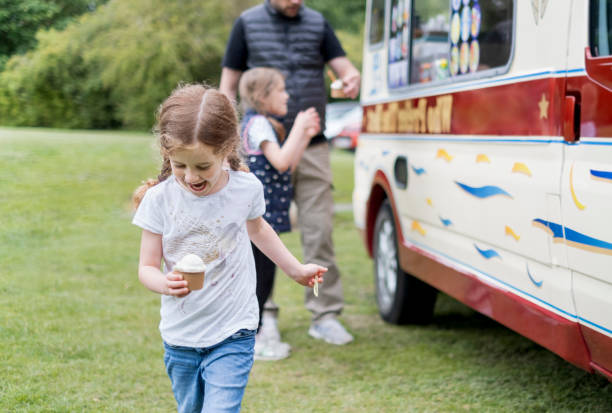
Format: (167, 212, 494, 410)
(259, 313, 281, 342)
(308, 318, 354, 345)
(254, 335, 291, 361)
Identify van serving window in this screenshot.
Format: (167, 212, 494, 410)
(590, 0, 612, 56)
(389, 0, 514, 88)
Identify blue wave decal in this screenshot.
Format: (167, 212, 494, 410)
(474, 244, 502, 260)
(591, 169, 612, 182)
(411, 166, 426, 175)
(532, 218, 612, 255)
(532, 219, 564, 238)
(382, 150, 390, 156)
(439, 216, 452, 227)
(526, 263, 543, 287)
(455, 182, 512, 198)
(565, 227, 612, 252)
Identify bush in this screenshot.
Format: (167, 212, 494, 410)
(0, 0, 256, 129)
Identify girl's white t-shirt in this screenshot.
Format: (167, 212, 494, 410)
(132, 170, 265, 347)
(246, 115, 278, 151)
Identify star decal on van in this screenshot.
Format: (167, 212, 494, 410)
(538, 94, 549, 119)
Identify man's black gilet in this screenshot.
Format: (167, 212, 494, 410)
(240, 3, 327, 137)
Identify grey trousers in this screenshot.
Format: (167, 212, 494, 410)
(292, 142, 344, 322)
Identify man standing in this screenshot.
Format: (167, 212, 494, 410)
(220, 0, 360, 346)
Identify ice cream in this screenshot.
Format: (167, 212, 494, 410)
(174, 254, 206, 290)
(330, 79, 345, 98)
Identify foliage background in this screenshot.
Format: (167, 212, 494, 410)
(0, 0, 364, 130)
(0, 0, 108, 69)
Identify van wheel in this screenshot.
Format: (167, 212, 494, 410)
(373, 200, 438, 324)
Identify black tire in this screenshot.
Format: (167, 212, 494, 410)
(373, 200, 438, 324)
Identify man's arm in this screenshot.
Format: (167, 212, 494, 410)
(327, 56, 361, 100)
(219, 67, 243, 101)
(321, 20, 361, 99)
(220, 16, 247, 101)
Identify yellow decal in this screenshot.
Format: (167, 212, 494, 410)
(366, 95, 453, 134)
(436, 148, 453, 162)
(512, 162, 532, 177)
(411, 221, 426, 236)
(476, 154, 491, 163)
(505, 225, 520, 241)
(570, 163, 586, 210)
(426, 198, 433, 206)
(538, 94, 549, 120)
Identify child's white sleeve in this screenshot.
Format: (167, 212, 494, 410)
(247, 116, 277, 151)
(247, 177, 266, 220)
(132, 188, 164, 234)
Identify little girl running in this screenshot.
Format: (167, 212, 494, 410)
(132, 84, 326, 413)
(238, 67, 320, 361)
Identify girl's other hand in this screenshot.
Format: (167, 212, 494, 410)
(295, 107, 321, 138)
(291, 264, 327, 287)
(165, 271, 190, 297)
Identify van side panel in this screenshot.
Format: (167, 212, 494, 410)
(356, 0, 612, 379)
(562, 0, 612, 377)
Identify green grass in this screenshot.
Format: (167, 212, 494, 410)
(0, 127, 610, 412)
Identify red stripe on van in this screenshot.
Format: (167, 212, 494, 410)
(362, 77, 569, 136)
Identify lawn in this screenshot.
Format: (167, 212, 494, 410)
(0, 127, 610, 412)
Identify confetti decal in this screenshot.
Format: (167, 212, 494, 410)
(512, 162, 533, 177)
(476, 153, 491, 163)
(474, 244, 502, 260)
(412, 220, 426, 236)
(526, 263, 543, 287)
(436, 148, 454, 162)
(412, 166, 426, 175)
(505, 225, 520, 241)
(570, 164, 586, 210)
(455, 182, 513, 199)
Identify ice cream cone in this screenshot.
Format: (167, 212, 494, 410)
(180, 271, 205, 291)
(175, 254, 206, 291)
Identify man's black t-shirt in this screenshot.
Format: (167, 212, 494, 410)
(222, 17, 346, 72)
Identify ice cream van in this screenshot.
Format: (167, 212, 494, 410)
(354, 0, 612, 380)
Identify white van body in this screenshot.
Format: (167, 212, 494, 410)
(354, 0, 612, 379)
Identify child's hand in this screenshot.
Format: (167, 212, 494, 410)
(291, 264, 327, 287)
(165, 271, 190, 297)
(295, 107, 321, 138)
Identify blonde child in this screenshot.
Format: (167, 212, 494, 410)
(132, 84, 326, 413)
(238, 68, 320, 360)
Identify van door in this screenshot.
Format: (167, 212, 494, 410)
(562, 0, 612, 375)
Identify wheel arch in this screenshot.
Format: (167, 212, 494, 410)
(366, 170, 398, 257)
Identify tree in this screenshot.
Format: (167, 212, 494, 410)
(0, 0, 106, 68)
(0, 0, 258, 129)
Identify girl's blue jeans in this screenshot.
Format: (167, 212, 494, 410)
(163, 329, 255, 413)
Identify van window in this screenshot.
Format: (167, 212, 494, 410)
(388, 0, 411, 88)
(590, 0, 612, 56)
(369, 0, 386, 46)
(394, 0, 514, 87)
(411, 0, 450, 84)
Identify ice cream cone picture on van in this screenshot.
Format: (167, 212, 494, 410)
(356, 0, 612, 381)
